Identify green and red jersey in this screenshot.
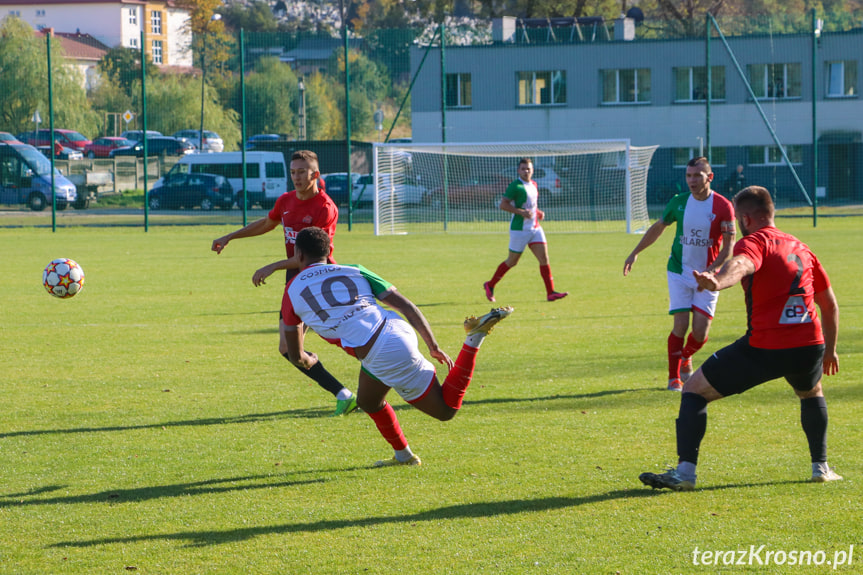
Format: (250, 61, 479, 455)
(661, 191, 735, 275)
(504, 178, 539, 231)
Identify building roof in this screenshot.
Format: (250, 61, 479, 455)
(36, 29, 110, 61)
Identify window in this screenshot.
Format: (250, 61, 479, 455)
(747, 63, 802, 99)
(266, 162, 285, 178)
(446, 73, 472, 108)
(151, 11, 162, 35)
(129, 7, 137, 25)
(9, 10, 20, 16)
(601, 68, 651, 104)
(674, 67, 725, 102)
(152, 40, 163, 64)
(672, 147, 726, 168)
(130, 37, 138, 48)
(747, 145, 803, 165)
(36, 9, 45, 17)
(827, 61, 857, 97)
(517, 71, 566, 106)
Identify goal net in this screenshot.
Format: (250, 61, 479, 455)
(371, 140, 658, 235)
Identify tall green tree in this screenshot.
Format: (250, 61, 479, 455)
(0, 16, 99, 136)
(240, 56, 298, 137)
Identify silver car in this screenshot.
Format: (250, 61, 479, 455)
(172, 130, 224, 153)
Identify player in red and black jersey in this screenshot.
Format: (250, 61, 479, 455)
(640, 186, 841, 491)
(212, 150, 358, 416)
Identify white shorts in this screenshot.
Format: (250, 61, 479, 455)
(667, 270, 719, 318)
(509, 226, 546, 253)
(361, 316, 436, 402)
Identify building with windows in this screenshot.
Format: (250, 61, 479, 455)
(410, 19, 863, 205)
(36, 28, 110, 91)
(0, 0, 191, 67)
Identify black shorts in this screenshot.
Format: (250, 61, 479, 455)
(701, 335, 825, 397)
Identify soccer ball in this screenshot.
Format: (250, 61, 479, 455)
(43, 258, 85, 298)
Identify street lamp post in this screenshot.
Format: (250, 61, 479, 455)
(298, 76, 306, 140)
(200, 13, 221, 152)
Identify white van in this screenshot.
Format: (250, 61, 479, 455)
(157, 151, 287, 209)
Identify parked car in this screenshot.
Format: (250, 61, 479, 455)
(172, 130, 224, 153)
(148, 172, 234, 211)
(426, 173, 510, 208)
(36, 144, 83, 161)
(0, 143, 77, 210)
(121, 130, 163, 142)
(16, 129, 91, 151)
(110, 137, 195, 158)
(84, 137, 137, 158)
(0, 131, 21, 144)
(353, 173, 429, 206)
(322, 172, 361, 206)
(245, 133, 282, 150)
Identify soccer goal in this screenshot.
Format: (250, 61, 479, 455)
(371, 140, 658, 235)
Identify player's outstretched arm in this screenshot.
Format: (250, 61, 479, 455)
(694, 254, 755, 292)
(624, 219, 668, 276)
(815, 287, 839, 375)
(252, 256, 300, 286)
(212, 217, 279, 254)
(379, 289, 454, 369)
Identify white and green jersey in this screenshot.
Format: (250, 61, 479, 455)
(282, 263, 395, 353)
(661, 191, 735, 275)
(504, 178, 539, 231)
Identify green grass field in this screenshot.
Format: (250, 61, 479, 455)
(2, 218, 861, 574)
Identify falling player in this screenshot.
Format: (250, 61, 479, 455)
(283, 226, 513, 466)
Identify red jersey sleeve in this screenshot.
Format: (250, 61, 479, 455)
(811, 252, 831, 294)
(733, 232, 765, 271)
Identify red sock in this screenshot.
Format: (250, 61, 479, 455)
(667, 333, 684, 379)
(367, 403, 408, 451)
(442, 344, 479, 410)
(682, 334, 707, 359)
(539, 264, 555, 294)
(488, 262, 511, 289)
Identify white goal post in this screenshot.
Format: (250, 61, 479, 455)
(371, 140, 658, 235)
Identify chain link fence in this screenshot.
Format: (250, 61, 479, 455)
(2, 13, 861, 229)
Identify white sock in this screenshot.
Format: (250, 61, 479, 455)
(395, 446, 414, 462)
(465, 333, 485, 348)
(336, 388, 353, 401)
(677, 461, 697, 482)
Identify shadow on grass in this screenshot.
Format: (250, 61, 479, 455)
(0, 473, 339, 508)
(0, 389, 650, 438)
(49, 488, 658, 549)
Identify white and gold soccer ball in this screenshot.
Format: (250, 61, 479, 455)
(43, 258, 85, 299)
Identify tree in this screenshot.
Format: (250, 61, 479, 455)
(139, 74, 242, 150)
(329, 49, 391, 103)
(305, 73, 343, 140)
(240, 56, 297, 137)
(0, 17, 99, 136)
(99, 46, 156, 96)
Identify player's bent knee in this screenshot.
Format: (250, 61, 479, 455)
(795, 381, 824, 399)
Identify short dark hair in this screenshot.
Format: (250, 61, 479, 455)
(687, 156, 712, 172)
(291, 150, 319, 173)
(518, 157, 533, 167)
(734, 186, 775, 218)
(295, 227, 330, 261)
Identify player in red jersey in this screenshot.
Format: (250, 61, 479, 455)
(639, 186, 841, 491)
(212, 150, 357, 416)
